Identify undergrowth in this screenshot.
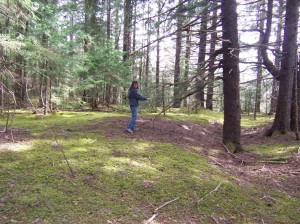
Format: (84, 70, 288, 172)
(0, 111, 299, 223)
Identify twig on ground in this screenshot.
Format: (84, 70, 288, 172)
(220, 142, 237, 158)
(0, 183, 14, 198)
(252, 164, 266, 171)
(211, 159, 224, 168)
(53, 140, 75, 178)
(196, 182, 222, 204)
(289, 170, 300, 175)
(154, 197, 179, 213)
(261, 195, 278, 202)
(143, 214, 158, 224)
(257, 161, 288, 164)
(143, 197, 179, 224)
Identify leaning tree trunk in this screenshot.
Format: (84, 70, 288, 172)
(221, 0, 242, 153)
(267, 0, 299, 135)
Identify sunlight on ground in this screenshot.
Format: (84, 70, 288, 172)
(109, 157, 158, 173)
(133, 142, 155, 151)
(190, 146, 204, 153)
(245, 144, 298, 157)
(0, 142, 32, 152)
(241, 114, 274, 128)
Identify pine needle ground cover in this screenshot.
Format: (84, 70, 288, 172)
(0, 111, 299, 223)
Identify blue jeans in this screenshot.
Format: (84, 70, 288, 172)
(127, 105, 138, 130)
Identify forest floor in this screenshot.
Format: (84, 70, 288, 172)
(96, 116, 300, 199)
(0, 112, 299, 223)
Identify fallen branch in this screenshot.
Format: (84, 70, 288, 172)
(143, 197, 179, 224)
(196, 182, 222, 204)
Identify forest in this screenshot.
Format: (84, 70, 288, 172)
(0, 0, 300, 223)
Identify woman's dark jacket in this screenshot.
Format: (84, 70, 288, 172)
(128, 88, 147, 106)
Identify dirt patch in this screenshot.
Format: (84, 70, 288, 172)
(0, 128, 31, 144)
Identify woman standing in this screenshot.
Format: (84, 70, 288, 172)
(126, 81, 147, 133)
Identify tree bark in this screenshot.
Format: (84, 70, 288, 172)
(254, 0, 265, 119)
(145, 1, 151, 90)
(221, 0, 242, 153)
(267, 0, 299, 135)
(173, 0, 183, 108)
(206, 3, 218, 110)
(183, 26, 192, 107)
(261, 0, 281, 79)
(123, 0, 133, 62)
(195, 8, 208, 108)
(155, 1, 161, 107)
(269, 0, 283, 115)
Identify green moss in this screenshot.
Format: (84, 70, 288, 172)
(158, 108, 224, 124)
(241, 114, 274, 128)
(244, 143, 298, 160)
(0, 111, 299, 223)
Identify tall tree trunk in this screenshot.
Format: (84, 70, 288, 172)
(145, 2, 151, 90)
(297, 54, 300, 129)
(267, 0, 299, 135)
(269, 0, 283, 115)
(123, 0, 133, 62)
(112, 1, 121, 104)
(173, 0, 183, 108)
(132, 0, 137, 80)
(0, 64, 3, 113)
(14, 20, 28, 108)
(183, 26, 192, 107)
(195, 9, 208, 108)
(206, 3, 218, 110)
(221, 0, 242, 153)
(155, 1, 161, 107)
(254, 0, 265, 119)
(105, 0, 112, 106)
(14, 54, 26, 108)
(290, 49, 300, 131)
(123, 0, 133, 102)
